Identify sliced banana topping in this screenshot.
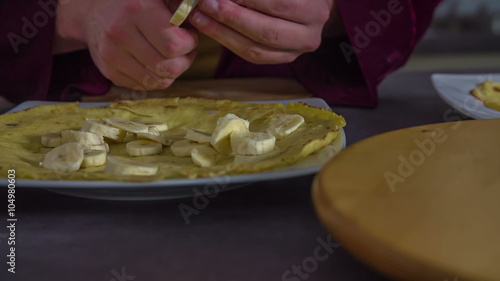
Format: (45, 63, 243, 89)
(211, 114, 249, 154)
(140, 121, 169, 132)
(267, 114, 305, 139)
(81, 118, 126, 141)
(104, 156, 158, 176)
(61, 130, 104, 146)
(185, 129, 212, 143)
(41, 132, 62, 148)
(233, 147, 281, 164)
(84, 143, 109, 153)
(170, 0, 199, 26)
(137, 132, 172, 146)
(126, 140, 163, 156)
(105, 118, 149, 134)
(191, 146, 218, 167)
(42, 142, 84, 171)
(230, 132, 276, 155)
(170, 139, 208, 157)
(81, 150, 107, 168)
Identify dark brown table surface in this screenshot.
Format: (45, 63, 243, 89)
(1, 69, 494, 281)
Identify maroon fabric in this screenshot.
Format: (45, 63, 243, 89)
(0, 0, 442, 106)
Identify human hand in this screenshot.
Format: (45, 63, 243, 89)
(188, 0, 336, 64)
(55, 0, 198, 90)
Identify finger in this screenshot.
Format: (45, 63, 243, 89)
(91, 38, 171, 90)
(229, 0, 330, 24)
(189, 11, 298, 64)
(155, 50, 198, 79)
(196, 0, 318, 51)
(135, 0, 199, 58)
(117, 26, 177, 78)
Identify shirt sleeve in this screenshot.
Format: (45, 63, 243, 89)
(0, 0, 56, 103)
(0, 0, 111, 104)
(216, 0, 443, 107)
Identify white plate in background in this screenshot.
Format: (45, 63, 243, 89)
(2, 98, 346, 200)
(431, 73, 500, 120)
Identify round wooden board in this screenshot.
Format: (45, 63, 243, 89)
(313, 119, 500, 281)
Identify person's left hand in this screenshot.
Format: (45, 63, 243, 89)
(189, 0, 336, 64)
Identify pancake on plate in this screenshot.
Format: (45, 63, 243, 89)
(470, 80, 500, 111)
(0, 98, 345, 182)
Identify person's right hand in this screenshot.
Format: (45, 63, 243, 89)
(55, 0, 198, 90)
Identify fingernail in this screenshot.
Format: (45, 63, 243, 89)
(191, 11, 210, 27)
(201, 0, 219, 14)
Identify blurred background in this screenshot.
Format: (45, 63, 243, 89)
(404, 0, 500, 71)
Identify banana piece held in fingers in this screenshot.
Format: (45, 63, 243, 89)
(42, 142, 84, 171)
(211, 114, 250, 154)
(230, 132, 276, 155)
(185, 129, 212, 143)
(126, 140, 163, 156)
(170, 0, 199, 26)
(170, 139, 209, 157)
(105, 118, 149, 134)
(61, 130, 104, 146)
(104, 156, 158, 176)
(81, 150, 107, 168)
(267, 114, 305, 139)
(191, 146, 219, 167)
(81, 118, 126, 141)
(41, 132, 62, 148)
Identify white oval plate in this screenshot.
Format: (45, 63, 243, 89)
(1, 98, 346, 200)
(431, 73, 500, 120)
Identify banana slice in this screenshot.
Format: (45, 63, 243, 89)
(42, 142, 84, 171)
(140, 121, 168, 132)
(267, 114, 305, 139)
(230, 132, 276, 155)
(126, 140, 163, 156)
(41, 133, 62, 148)
(234, 147, 281, 164)
(122, 132, 136, 142)
(185, 129, 212, 143)
(137, 132, 172, 146)
(211, 114, 250, 154)
(85, 143, 109, 153)
(105, 118, 149, 134)
(170, 139, 208, 157)
(170, 0, 199, 26)
(61, 130, 104, 146)
(81, 118, 126, 141)
(104, 156, 158, 176)
(81, 150, 107, 168)
(191, 146, 219, 167)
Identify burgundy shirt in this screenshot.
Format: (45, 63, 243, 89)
(0, 0, 442, 107)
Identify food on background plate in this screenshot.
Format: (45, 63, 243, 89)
(0, 98, 345, 182)
(470, 80, 500, 111)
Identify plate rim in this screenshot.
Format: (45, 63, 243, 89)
(431, 72, 500, 120)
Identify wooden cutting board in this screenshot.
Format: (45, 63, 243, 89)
(82, 78, 312, 102)
(313, 118, 500, 281)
